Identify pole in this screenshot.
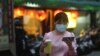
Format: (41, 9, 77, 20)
(90, 11, 97, 28)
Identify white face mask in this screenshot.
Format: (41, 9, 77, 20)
(55, 24, 67, 32)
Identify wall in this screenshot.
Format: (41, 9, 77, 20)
(96, 11, 100, 27)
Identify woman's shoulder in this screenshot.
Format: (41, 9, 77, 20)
(43, 31, 54, 40)
(64, 31, 75, 37)
(65, 31, 74, 34)
(44, 31, 54, 37)
(45, 31, 74, 35)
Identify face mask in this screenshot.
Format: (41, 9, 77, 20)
(55, 24, 67, 32)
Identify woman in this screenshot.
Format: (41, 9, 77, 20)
(40, 12, 77, 56)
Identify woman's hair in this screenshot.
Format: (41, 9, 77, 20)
(54, 12, 68, 24)
(14, 16, 23, 26)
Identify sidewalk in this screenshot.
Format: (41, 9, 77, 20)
(87, 51, 100, 56)
(0, 50, 13, 56)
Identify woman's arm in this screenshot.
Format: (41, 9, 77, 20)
(39, 33, 49, 56)
(39, 41, 47, 56)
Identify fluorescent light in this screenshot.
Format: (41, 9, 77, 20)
(24, 2, 40, 7)
(68, 7, 77, 10)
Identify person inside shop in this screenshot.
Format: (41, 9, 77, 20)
(14, 16, 33, 56)
(14, 16, 26, 56)
(40, 12, 77, 56)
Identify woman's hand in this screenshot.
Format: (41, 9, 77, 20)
(42, 41, 48, 47)
(63, 39, 72, 46)
(39, 41, 50, 56)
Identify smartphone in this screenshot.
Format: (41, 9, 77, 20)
(62, 37, 74, 42)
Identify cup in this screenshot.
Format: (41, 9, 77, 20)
(44, 39, 52, 54)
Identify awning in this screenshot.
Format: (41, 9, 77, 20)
(14, 0, 100, 10)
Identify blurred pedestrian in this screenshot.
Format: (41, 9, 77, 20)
(40, 12, 77, 56)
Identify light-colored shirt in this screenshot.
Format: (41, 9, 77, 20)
(43, 31, 77, 56)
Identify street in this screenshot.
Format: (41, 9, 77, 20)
(87, 51, 100, 56)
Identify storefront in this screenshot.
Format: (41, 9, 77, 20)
(13, 7, 81, 35)
(1, 0, 99, 56)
